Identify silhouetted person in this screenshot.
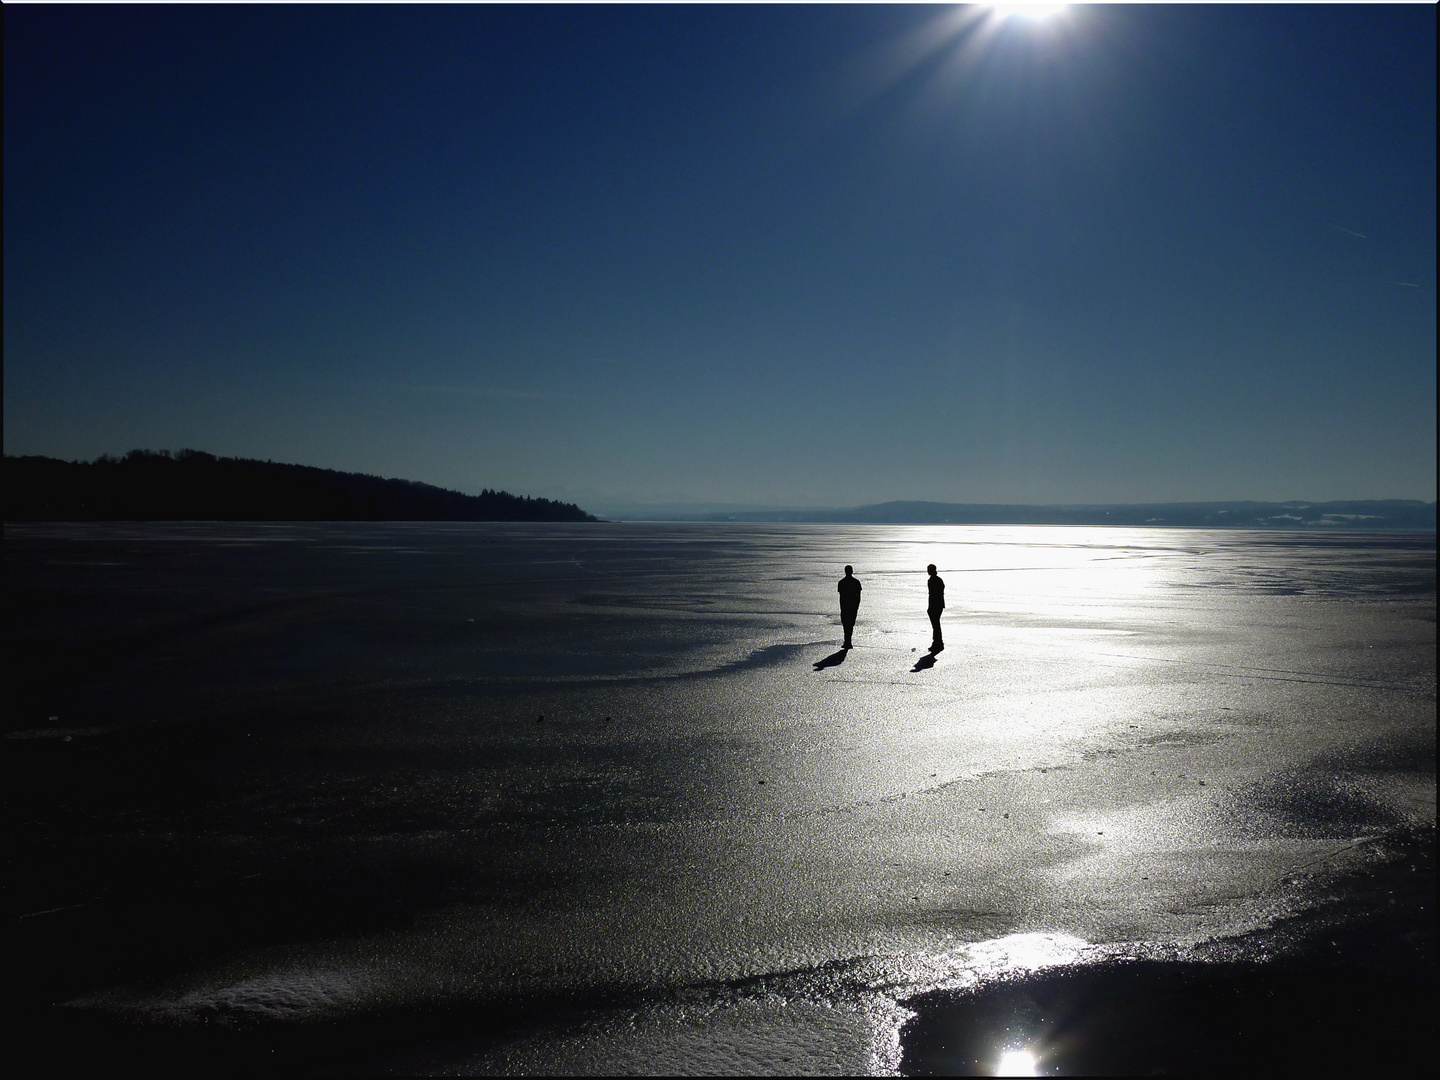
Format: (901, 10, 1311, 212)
(926, 563, 945, 652)
(838, 565, 862, 648)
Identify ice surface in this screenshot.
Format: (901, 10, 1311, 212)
(6, 523, 1434, 1072)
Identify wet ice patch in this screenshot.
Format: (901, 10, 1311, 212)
(430, 935, 1102, 1075)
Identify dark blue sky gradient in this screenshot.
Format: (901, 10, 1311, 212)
(5, 4, 1434, 508)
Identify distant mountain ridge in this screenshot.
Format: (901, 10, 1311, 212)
(4, 450, 598, 522)
(682, 499, 1437, 529)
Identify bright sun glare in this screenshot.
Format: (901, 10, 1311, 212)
(989, 3, 1068, 19)
(996, 1049, 1039, 1077)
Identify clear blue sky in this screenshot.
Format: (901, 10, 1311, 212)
(5, 4, 1434, 509)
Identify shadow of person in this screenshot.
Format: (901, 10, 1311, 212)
(814, 648, 850, 671)
(911, 652, 937, 672)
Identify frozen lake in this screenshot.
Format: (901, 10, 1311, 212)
(6, 523, 1434, 1073)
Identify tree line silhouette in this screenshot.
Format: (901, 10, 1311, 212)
(4, 450, 598, 522)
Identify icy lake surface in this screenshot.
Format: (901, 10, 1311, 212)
(6, 523, 1435, 1073)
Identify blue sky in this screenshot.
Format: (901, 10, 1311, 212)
(4, 4, 1434, 509)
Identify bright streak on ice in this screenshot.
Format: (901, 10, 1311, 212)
(964, 931, 1092, 978)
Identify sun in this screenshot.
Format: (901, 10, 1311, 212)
(996, 1049, 1040, 1076)
(988, 3, 1068, 20)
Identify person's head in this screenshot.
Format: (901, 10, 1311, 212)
(927, 563, 937, 575)
(844, 565, 853, 576)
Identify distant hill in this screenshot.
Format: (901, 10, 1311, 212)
(685, 499, 1437, 529)
(4, 450, 598, 522)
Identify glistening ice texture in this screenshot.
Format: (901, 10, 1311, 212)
(7, 523, 1434, 1073)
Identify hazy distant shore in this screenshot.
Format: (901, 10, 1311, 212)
(601, 498, 1437, 529)
(7, 452, 1430, 529)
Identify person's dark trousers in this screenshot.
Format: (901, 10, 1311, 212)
(928, 610, 943, 647)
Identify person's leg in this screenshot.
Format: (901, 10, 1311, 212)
(842, 614, 855, 647)
(929, 610, 942, 648)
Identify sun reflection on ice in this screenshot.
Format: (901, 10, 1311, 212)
(962, 931, 1093, 980)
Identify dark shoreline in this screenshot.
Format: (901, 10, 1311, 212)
(19, 824, 1433, 1075)
(4, 451, 598, 522)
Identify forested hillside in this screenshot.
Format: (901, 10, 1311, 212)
(4, 451, 598, 522)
